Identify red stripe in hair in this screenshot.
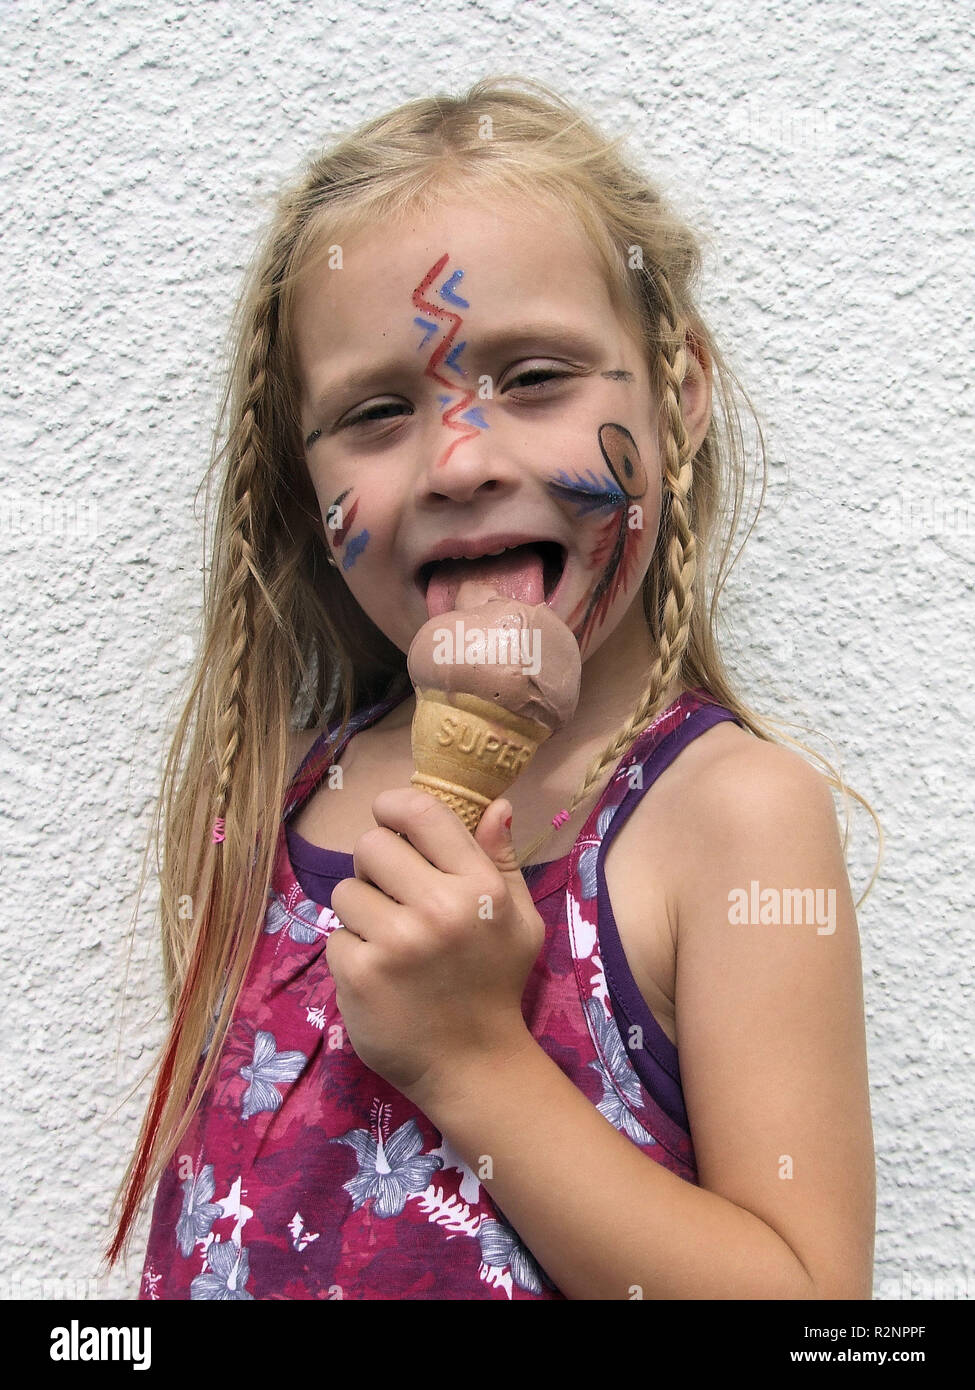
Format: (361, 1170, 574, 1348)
(105, 895, 212, 1266)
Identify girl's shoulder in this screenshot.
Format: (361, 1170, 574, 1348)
(616, 715, 840, 951)
(636, 716, 837, 878)
(671, 720, 836, 839)
(286, 698, 410, 787)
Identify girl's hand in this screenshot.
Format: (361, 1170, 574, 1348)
(326, 788, 544, 1112)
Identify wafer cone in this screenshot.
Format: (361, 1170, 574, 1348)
(410, 687, 552, 832)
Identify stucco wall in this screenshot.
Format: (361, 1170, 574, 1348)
(1, 0, 971, 1301)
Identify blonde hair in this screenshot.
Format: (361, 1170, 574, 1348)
(105, 75, 882, 1266)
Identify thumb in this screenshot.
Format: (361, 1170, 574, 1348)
(474, 797, 522, 877)
(474, 800, 544, 954)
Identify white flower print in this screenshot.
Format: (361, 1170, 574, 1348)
(216, 1175, 254, 1247)
(331, 1111, 443, 1218)
(175, 1162, 223, 1257)
(239, 1029, 307, 1121)
(264, 892, 323, 944)
(477, 1218, 555, 1296)
(288, 1211, 320, 1251)
(426, 1133, 483, 1206)
(190, 1238, 254, 1301)
(585, 997, 655, 1145)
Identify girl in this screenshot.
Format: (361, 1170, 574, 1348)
(107, 76, 878, 1300)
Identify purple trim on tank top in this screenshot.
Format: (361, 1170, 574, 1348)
(286, 830, 563, 905)
(595, 703, 744, 1133)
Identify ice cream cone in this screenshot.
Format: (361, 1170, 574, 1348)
(409, 687, 552, 832)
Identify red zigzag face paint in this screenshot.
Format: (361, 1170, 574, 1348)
(411, 252, 489, 470)
(322, 250, 484, 571)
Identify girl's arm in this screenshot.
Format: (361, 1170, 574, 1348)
(413, 741, 875, 1300)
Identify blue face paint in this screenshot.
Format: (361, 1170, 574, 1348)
(413, 317, 439, 350)
(444, 340, 467, 376)
(546, 468, 627, 517)
(437, 269, 469, 308)
(324, 487, 370, 569)
(342, 530, 370, 569)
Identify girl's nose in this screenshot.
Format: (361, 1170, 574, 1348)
(413, 423, 517, 505)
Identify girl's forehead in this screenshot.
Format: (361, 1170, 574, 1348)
(344, 186, 594, 265)
(293, 194, 615, 354)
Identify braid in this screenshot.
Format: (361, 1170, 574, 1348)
(211, 308, 274, 843)
(515, 272, 698, 868)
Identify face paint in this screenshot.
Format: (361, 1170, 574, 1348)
(600, 421, 647, 497)
(546, 423, 648, 648)
(411, 253, 489, 469)
(326, 486, 371, 569)
(601, 369, 635, 382)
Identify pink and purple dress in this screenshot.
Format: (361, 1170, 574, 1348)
(139, 685, 743, 1300)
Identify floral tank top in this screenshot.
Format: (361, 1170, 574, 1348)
(139, 685, 744, 1300)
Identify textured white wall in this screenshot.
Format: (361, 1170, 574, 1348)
(1, 0, 971, 1302)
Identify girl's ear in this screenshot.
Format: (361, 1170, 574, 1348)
(680, 328, 713, 457)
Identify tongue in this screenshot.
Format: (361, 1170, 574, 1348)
(425, 544, 545, 618)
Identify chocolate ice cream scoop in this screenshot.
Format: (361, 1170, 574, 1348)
(405, 587, 582, 830)
(407, 590, 581, 734)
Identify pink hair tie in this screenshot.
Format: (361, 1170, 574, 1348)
(212, 818, 226, 843)
(551, 809, 570, 828)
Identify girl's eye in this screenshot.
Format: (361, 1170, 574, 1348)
(333, 368, 571, 436)
(506, 368, 571, 393)
(344, 400, 411, 429)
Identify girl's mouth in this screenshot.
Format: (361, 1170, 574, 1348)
(417, 541, 567, 618)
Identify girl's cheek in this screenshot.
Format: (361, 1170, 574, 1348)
(322, 485, 372, 571)
(544, 421, 654, 651)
